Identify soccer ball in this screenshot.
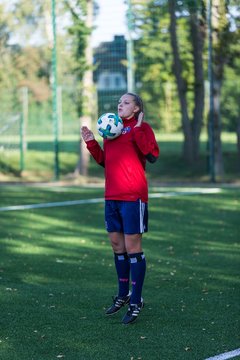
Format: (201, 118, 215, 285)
(97, 113, 123, 140)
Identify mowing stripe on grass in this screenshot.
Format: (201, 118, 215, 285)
(204, 348, 240, 360)
(0, 188, 221, 212)
(0, 198, 105, 211)
(149, 188, 221, 198)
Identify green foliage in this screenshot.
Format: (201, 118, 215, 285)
(0, 0, 239, 154)
(0, 1, 52, 123)
(0, 0, 90, 135)
(132, 0, 240, 137)
(133, 0, 207, 134)
(221, 7, 240, 131)
(134, 1, 180, 130)
(64, 0, 92, 116)
(221, 69, 240, 132)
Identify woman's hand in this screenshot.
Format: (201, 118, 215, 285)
(134, 112, 144, 127)
(81, 126, 95, 142)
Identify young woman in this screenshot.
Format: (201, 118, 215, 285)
(81, 93, 159, 324)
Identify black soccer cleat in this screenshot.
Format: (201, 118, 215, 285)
(122, 299, 144, 324)
(105, 292, 131, 315)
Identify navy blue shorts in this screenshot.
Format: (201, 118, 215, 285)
(105, 199, 148, 234)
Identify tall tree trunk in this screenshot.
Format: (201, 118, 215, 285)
(168, 0, 194, 164)
(75, 0, 94, 176)
(212, 77, 224, 176)
(237, 108, 240, 172)
(189, 7, 205, 160)
(211, 0, 227, 177)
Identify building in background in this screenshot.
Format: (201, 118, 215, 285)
(93, 35, 127, 115)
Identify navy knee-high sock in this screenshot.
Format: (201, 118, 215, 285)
(129, 252, 146, 304)
(114, 252, 130, 297)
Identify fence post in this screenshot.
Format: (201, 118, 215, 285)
(21, 86, 28, 151)
(20, 113, 24, 173)
(207, 0, 215, 182)
(51, 0, 59, 180)
(126, 0, 135, 92)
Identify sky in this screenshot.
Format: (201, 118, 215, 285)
(92, 0, 128, 46)
(0, 0, 127, 47)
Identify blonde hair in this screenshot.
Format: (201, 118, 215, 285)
(126, 92, 144, 116)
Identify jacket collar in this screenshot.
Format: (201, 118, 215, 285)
(122, 115, 137, 124)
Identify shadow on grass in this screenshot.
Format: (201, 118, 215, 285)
(0, 186, 239, 359)
(27, 140, 79, 153)
(1, 136, 240, 183)
(0, 159, 21, 176)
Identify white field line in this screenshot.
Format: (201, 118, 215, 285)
(204, 348, 240, 360)
(0, 188, 221, 212)
(0, 198, 105, 212)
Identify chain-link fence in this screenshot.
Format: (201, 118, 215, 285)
(0, 0, 239, 180)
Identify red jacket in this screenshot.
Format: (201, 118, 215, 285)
(86, 116, 159, 202)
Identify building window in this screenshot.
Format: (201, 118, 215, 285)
(104, 77, 110, 87)
(98, 72, 126, 90)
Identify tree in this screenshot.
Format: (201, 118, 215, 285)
(210, 0, 240, 177)
(133, 2, 180, 132)
(132, 0, 206, 164)
(168, 0, 206, 164)
(0, 1, 52, 118)
(133, 0, 239, 175)
(64, 0, 95, 176)
(209, 0, 226, 176)
(168, 0, 240, 175)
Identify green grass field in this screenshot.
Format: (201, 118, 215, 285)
(0, 132, 239, 183)
(0, 185, 239, 360)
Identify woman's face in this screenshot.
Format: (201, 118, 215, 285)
(117, 94, 139, 119)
